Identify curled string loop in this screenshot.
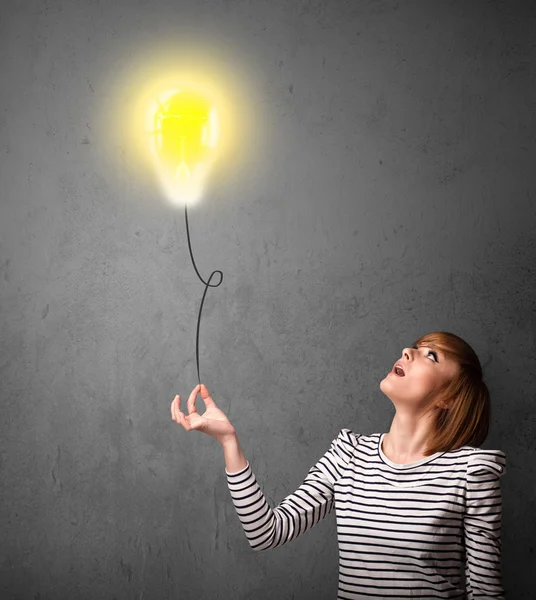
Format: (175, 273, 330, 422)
(184, 203, 223, 385)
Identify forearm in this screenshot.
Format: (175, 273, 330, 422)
(224, 429, 348, 551)
(220, 433, 248, 473)
(222, 434, 313, 551)
(224, 446, 336, 552)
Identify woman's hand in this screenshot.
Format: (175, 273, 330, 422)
(171, 384, 236, 445)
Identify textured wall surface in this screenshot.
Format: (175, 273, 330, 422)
(1, 0, 535, 598)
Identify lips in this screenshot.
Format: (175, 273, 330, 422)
(392, 361, 405, 377)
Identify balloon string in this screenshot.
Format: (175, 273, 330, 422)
(184, 203, 224, 385)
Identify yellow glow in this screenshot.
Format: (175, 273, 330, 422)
(146, 83, 221, 205)
(99, 40, 263, 210)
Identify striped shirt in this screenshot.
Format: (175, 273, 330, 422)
(225, 429, 506, 599)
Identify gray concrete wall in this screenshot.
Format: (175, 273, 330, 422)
(1, 0, 535, 598)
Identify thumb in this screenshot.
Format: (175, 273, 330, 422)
(199, 384, 217, 409)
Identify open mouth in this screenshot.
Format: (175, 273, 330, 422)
(390, 365, 405, 377)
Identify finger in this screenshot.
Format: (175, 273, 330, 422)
(176, 394, 184, 422)
(180, 411, 202, 432)
(187, 384, 201, 415)
(178, 411, 190, 430)
(175, 395, 184, 422)
(171, 395, 179, 421)
(199, 384, 216, 409)
(174, 395, 181, 422)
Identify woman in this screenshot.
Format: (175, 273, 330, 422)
(171, 331, 506, 599)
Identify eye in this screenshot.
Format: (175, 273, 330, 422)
(412, 345, 438, 363)
(427, 350, 438, 363)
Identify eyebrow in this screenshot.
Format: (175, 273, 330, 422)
(413, 344, 443, 361)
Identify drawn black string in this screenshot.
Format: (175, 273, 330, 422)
(183, 203, 223, 385)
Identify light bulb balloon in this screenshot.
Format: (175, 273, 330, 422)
(146, 83, 220, 206)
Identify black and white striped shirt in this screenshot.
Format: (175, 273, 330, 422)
(226, 429, 506, 599)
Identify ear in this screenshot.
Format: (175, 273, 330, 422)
(434, 393, 449, 410)
(436, 397, 454, 410)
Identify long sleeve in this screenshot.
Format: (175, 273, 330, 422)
(464, 448, 507, 599)
(225, 428, 358, 551)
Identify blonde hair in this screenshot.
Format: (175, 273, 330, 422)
(413, 331, 491, 456)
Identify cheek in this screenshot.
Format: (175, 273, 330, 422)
(410, 370, 438, 392)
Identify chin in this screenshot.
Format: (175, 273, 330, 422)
(379, 381, 392, 396)
(379, 376, 392, 388)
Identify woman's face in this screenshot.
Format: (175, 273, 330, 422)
(380, 344, 460, 410)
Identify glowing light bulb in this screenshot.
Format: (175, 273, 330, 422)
(146, 83, 220, 206)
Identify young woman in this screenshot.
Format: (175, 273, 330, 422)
(171, 331, 506, 599)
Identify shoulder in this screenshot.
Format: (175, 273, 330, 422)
(462, 448, 506, 506)
(335, 427, 364, 449)
(466, 447, 507, 478)
(442, 445, 506, 478)
(325, 428, 362, 463)
(431, 444, 506, 475)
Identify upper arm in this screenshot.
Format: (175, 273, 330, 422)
(464, 449, 507, 599)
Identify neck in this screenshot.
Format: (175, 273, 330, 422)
(383, 411, 436, 461)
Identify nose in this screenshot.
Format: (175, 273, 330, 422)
(401, 347, 413, 362)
